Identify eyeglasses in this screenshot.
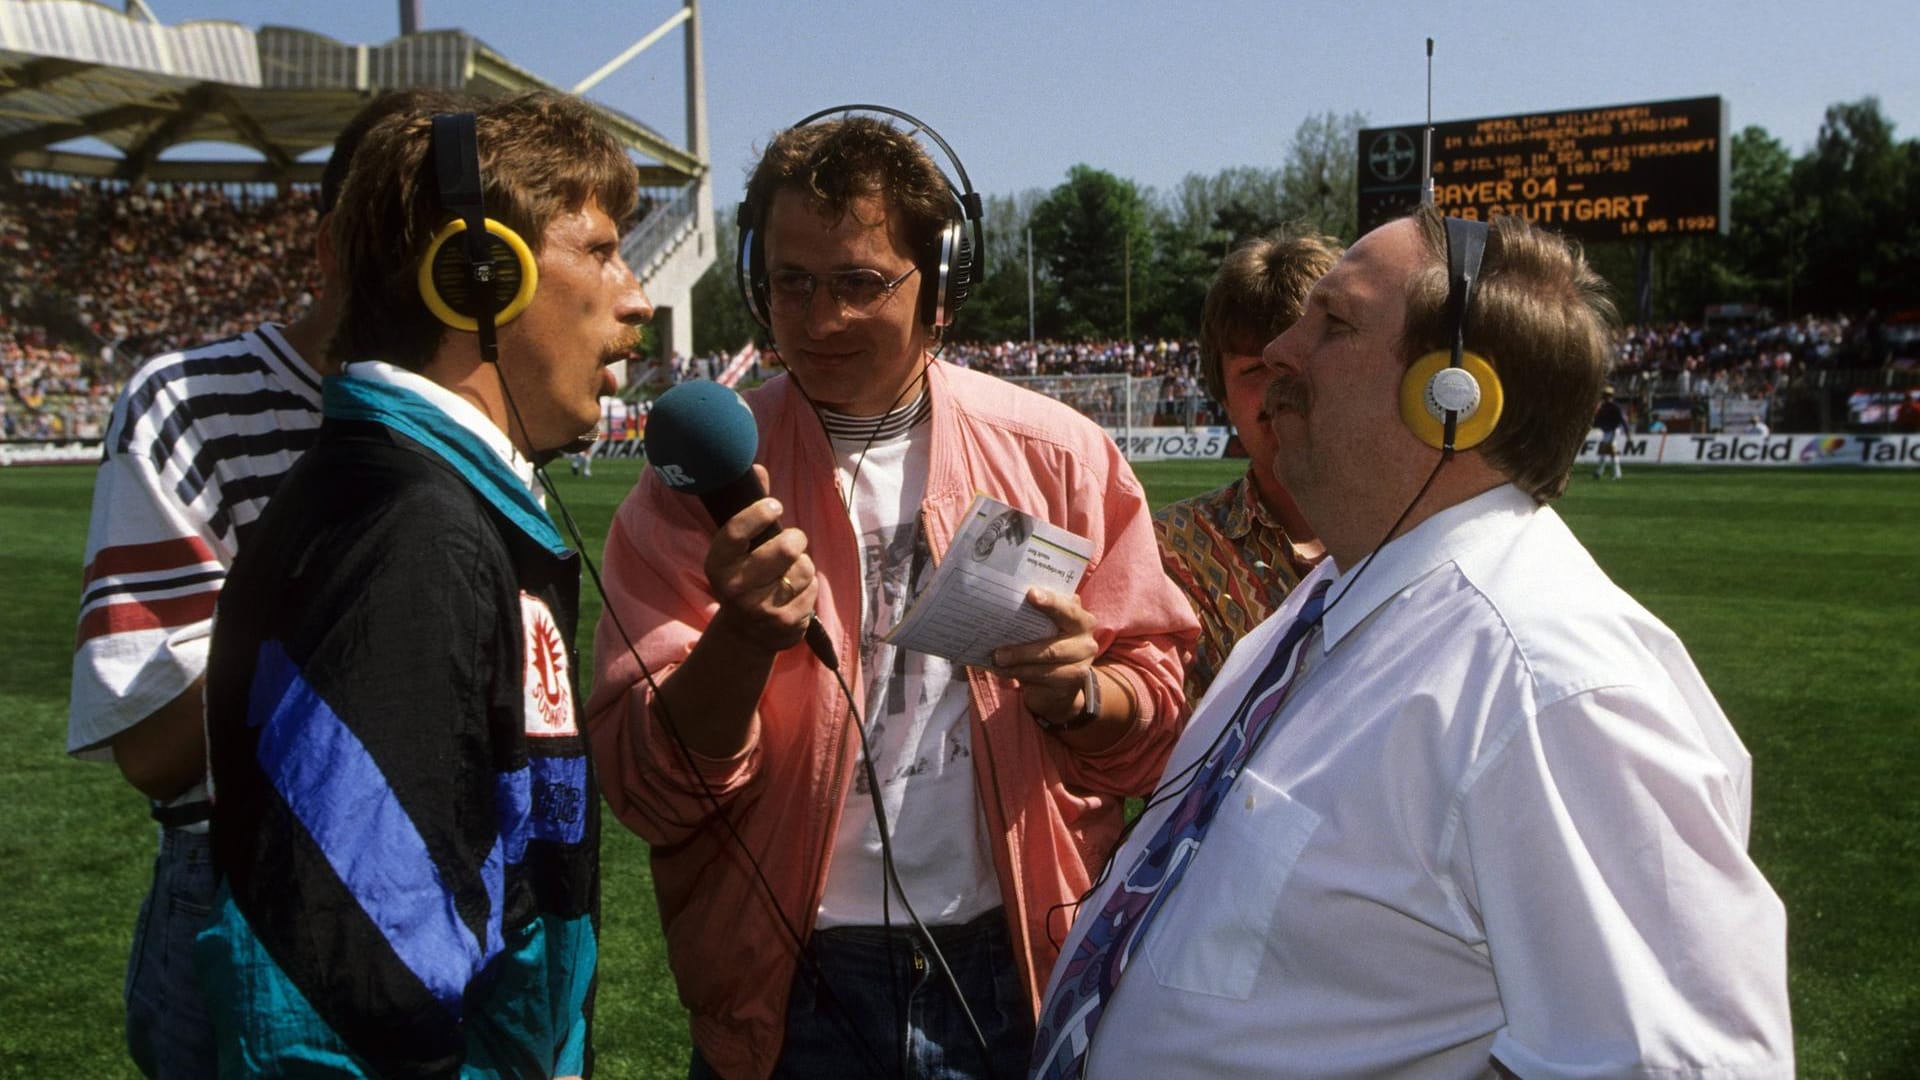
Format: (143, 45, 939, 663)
(763, 265, 919, 318)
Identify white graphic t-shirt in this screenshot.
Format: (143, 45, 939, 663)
(815, 395, 1002, 928)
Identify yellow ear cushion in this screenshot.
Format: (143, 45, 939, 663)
(1400, 350, 1504, 451)
(417, 217, 539, 331)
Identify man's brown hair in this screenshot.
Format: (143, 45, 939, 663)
(318, 88, 471, 216)
(1402, 206, 1617, 502)
(742, 116, 956, 321)
(1198, 229, 1345, 403)
(330, 90, 638, 369)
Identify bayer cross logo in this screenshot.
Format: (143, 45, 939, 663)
(1369, 131, 1417, 183)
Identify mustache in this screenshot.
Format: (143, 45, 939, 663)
(1261, 373, 1308, 419)
(602, 330, 646, 364)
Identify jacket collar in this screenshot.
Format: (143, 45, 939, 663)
(324, 363, 570, 557)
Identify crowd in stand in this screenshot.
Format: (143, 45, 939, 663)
(5, 178, 1916, 442)
(944, 338, 1199, 379)
(1609, 317, 1860, 400)
(2, 177, 318, 439)
(0, 321, 92, 438)
(1604, 315, 1920, 431)
(942, 339, 1219, 425)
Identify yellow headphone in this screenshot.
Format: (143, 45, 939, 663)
(418, 217, 539, 331)
(417, 113, 540, 354)
(1399, 216, 1503, 452)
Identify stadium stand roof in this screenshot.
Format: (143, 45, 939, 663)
(0, 0, 703, 186)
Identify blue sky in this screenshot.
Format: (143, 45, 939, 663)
(91, 0, 1920, 200)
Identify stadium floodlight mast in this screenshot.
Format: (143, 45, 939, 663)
(573, 4, 696, 95)
(389, 1, 697, 98)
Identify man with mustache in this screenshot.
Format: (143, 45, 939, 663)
(64, 87, 459, 1079)
(1154, 230, 1343, 702)
(1032, 207, 1791, 1078)
(197, 91, 649, 1076)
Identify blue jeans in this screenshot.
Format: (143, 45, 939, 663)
(124, 827, 217, 1079)
(691, 908, 1034, 1080)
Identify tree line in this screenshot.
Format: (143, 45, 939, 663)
(693, 97, 1918, 354)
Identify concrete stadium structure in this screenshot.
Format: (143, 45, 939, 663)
(0, 0, 715, 358)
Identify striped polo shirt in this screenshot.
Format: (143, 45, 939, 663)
(68, 324, 322, 795)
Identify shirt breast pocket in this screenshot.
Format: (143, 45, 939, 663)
(1143, 769, 1319, 1000)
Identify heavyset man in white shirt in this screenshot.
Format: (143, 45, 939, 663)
(1033, 207, 1792, 1079)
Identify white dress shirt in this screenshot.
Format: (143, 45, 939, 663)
(1055, 484, 1792, 1079)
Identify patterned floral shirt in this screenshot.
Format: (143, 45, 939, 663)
(1153, 468, 1323, 704)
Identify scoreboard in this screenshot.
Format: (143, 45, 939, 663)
(1356, 96, 1729, 243)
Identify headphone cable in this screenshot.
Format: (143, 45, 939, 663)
(1055, 449, 1451, 945)
(835, 664, 1002, 1080)
(493, 357, 894, 1080)
(538, 462, 895, 1080)
(787, 349, 1001, 1078)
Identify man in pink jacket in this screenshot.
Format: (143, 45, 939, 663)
(588, 111, 1198, 1080)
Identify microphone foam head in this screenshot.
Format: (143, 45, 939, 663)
(643, 381, 759, 495)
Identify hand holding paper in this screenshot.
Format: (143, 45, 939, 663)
(992, 586, 1099, 723)
(886, 494, 1094, 669)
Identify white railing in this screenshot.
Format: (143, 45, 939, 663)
(620, 185, 699, 280)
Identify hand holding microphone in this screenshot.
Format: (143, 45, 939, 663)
(702, 463, 818, 655)
(644, 381, 838, 668)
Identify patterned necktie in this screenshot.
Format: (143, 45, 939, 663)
(1029, 579, 1332, 1080)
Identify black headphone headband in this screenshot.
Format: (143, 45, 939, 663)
(1444, 216, 1488, 369)
(1400, 214, 1502, 453)
(422, 112, 539, 360)
(786, 103, 985, 218)
(735, 104, 984, 330)
(1441, 216, 1489, 448)
(433, 115, 496, 348)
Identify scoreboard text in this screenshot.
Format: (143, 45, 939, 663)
(1356, 96, 1729, 243)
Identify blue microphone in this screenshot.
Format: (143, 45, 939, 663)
(645, 380, 773, 543)
(644, 381, 837, 669)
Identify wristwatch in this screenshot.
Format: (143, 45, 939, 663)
(1037, 667, 1102, 735)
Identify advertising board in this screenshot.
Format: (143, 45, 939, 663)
(1577, 431, 1920, 468)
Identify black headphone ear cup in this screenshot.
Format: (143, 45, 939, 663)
(736, 202, 772, 328)
(926, 219, 971, 328)
(742, 227, 771, 327)
(946, 223, 975, 315)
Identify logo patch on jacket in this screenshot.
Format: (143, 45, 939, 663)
(520, 591, 576, 736)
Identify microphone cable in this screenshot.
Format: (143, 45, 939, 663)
(784, 349, 1003, 1079)
(495, 357, 896, 1080)
(832, 661, 1003, 1080)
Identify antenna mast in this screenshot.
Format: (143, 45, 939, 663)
(1421, 38, 1437, 208)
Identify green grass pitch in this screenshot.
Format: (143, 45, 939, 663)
(2, 459, 1915, 1076)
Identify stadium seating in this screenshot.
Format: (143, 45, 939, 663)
(5, 177, 1915, 440)
(2, 178, 319, 438)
